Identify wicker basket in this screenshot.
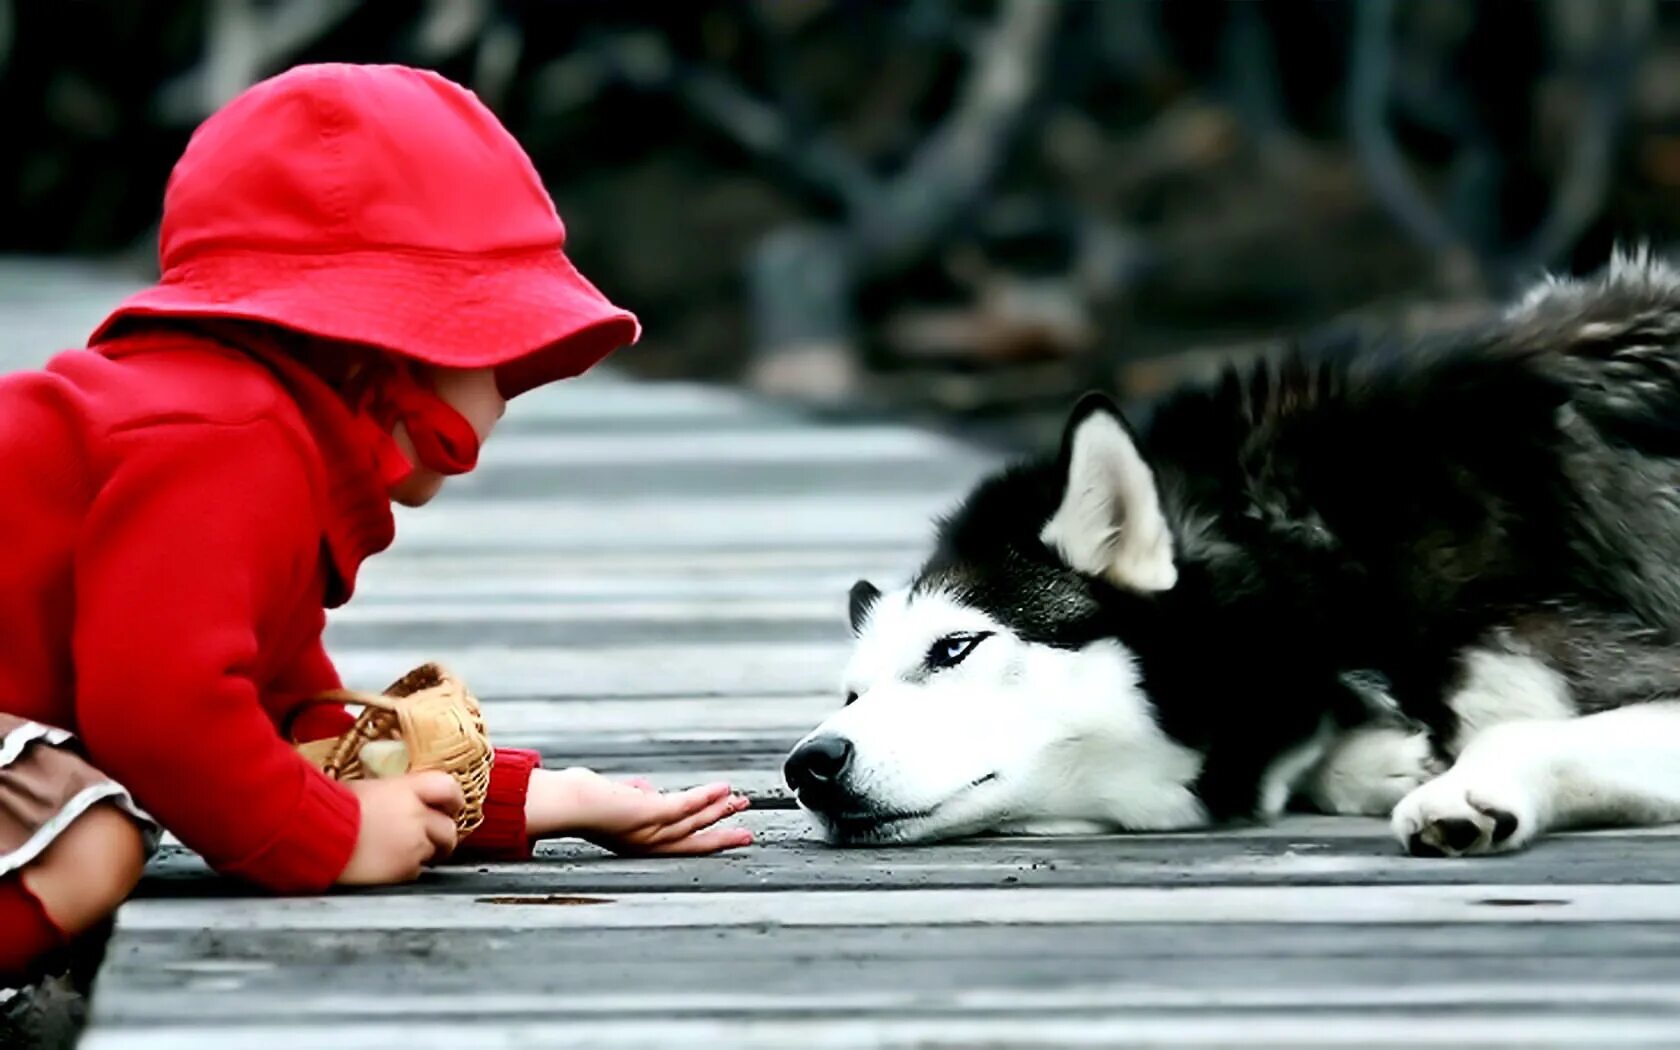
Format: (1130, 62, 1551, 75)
(293, 663, 493, 835)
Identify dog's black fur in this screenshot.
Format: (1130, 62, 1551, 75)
(913, 256, 1680, 820)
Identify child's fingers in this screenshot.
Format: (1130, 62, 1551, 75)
(649, 825, 755, 856)
(410, 771, 466, 818)
(654, 793, 751, 844)
(651, 782, 732, 823)
(423, 808, 460, 861)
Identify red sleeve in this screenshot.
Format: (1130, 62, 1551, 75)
(72, 419, 360, 894)
(273, 634, 356, 744)
(453, 748, 539, 861)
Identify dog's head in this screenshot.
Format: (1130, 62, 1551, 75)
(785, 394, 1210, 844)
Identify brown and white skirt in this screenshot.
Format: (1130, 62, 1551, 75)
(0, 715, 160, 880)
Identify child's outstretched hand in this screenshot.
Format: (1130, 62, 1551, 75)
(526, 767, 753, 855)
(337, 771, 465, 885)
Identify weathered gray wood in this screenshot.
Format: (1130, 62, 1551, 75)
(95, 921, 1680, 978)
(386, 496, 954, 553)
(325, 613, 848, 649)
(132, 816, 1680, 895)
(74, 1015, 1680, 1050)
(440, 426, 977, 466)
(329, 643, 849, 699)
(330, 598, 844, 623)
(348, 549, 924, 605)
(86, 926, 1680, 1021)
(106, 884, 1680, 931)
(446, 458, 993, 499)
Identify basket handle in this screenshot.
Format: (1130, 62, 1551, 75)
(282, 690, 404, 744)
(310, 690, 405, 712)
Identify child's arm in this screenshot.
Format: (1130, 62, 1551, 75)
(522, 768, 753, 855)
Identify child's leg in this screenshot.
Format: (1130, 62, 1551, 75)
(0, 802, 147, 987)
(21, 802, 149, 937)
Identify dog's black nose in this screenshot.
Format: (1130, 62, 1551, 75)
(784, 736, 854, 794)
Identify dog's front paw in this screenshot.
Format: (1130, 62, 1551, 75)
(1391, 771, 1538, 857)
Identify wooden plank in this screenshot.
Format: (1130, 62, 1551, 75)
(444, 427, 977, 466)
(349, 549, 921, 600)
(94, 921, 1680, 975)
(132, 819, 1680, 896)
(329, 598, 846, 624)
(76, 1013, 1680, 1050)
(387, 496, 951, 552)
(497, 378, 772, 426)
(328, 643, 847, 699)
(445, 458, 993, 499)
(109, 884, 1680, 930)
(468, 695, 838, 734)
(323, 614, 847, 649)
(86, 940, 1680, 1020)
(0, 260, 144, 367)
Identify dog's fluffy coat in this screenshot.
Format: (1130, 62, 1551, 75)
(785, 250, 1680, 856)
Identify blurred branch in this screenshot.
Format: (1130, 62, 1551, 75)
(156, 0, 358, 123)
(855, 0, 1061, 270)
(413, 0, 489, 63)
(205, 0, 358, 109)
(577, 29, 880, 215)
(1517, 0, 1652, 273)
(0, 0, 13, 80)
(738, 2, 813, 136)
(610, 0, 1059, 276)
(1220, 1, 1287, 141)
(669, 57, 883, 214)
(470, 12, 524, 113)
(742, 0, 1061, 404)
(1093, 0, 1169, 84)
(1348, 0, 1477, 284)
(1352, 0, 1651, 286)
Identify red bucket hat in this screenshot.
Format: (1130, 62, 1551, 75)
(91, 62, 639, 399)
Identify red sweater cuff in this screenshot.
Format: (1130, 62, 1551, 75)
(219, 769, 361, 894)
(458, 747, 538, 861)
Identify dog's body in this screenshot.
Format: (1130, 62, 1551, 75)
(785, 250, 1680, 856)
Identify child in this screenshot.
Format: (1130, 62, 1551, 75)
(0, 63, 753, 988)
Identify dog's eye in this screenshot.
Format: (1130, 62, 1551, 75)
(844, 691, 859, 706)
(926, 632, 992, 670)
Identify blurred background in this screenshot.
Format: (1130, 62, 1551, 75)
(3, 0, 1675, 445)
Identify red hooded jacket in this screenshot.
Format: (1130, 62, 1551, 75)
(0, 64, 638, 893)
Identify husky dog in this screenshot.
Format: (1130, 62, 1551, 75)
(785, 250, 1680, 856)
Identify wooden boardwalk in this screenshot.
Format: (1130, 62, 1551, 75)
(7, 260, 1680, 1048)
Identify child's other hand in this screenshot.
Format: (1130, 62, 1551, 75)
(337, 771, 465, 885)
(526, 767, 753, 855)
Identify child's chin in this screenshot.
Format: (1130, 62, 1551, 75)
(389, 472, 445, 507)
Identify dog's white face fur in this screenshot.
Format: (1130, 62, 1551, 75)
(793, 586, 1205, 844)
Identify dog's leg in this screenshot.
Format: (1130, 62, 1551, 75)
(1300, 724, 1442, 816)
(1392, 701, 1680, 856)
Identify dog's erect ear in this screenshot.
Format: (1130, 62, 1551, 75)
(1040, 393, 1176, 593)
(848, 580, 883, 635)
